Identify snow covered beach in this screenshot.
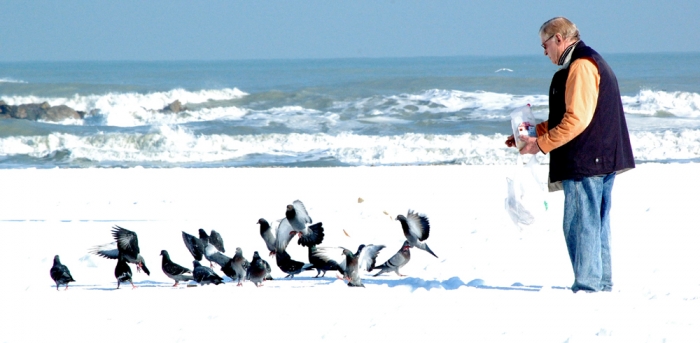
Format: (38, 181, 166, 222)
(1, 164, 698, 342)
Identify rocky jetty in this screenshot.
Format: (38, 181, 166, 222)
(0, 100, 187, 122)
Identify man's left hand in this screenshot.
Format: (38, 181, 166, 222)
(519, 135, 540, 155)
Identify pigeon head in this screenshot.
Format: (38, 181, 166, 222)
(53, 255, 61, 265)
(341, 248, 354, 258)
(257, 218, 270, 232)
(355, 244, 366, 256)
(235, 247, 243, 255)
(160, 250, 169, 257)
(253, 251, 261, 260)
(285, 205, 296, 220)
(401, 241, 411, 251)
(198, 228, 208, 240)
(193, 260, 202, 268)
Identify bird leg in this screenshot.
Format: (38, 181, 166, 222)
(65, 285, 69, 291)
(237, 282, 243, 287)
(137, 262, 143, 273)
(172, 281, 179, 287)
(131, 281, 137, 290)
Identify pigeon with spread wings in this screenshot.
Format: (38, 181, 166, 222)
(90, 226, 151, 275)
(275, 201, 325, 253)
(182, 229, 229, 268)
(313, 244, 385, 287)
(396, 210, 438, 258)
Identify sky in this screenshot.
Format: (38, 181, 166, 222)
(0, 0, 698, 61)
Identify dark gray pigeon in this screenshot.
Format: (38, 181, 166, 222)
(192, 260, 224, 286)
(396, 210, 437, 258)
(115, 254, 135, 289)
(308, 245, 340, 278)
(275, 201, 325, 253)
(275, 250, 313, 279)
(182, 229, 228, 268)
(50, 255, 76, 291)
(257, 218, 277, 256)
(373, 241, 411, 277)
(246, 251, 270, 287)
(314, 244, 385, 287)
(160, 250, 194, 287)
(90, 225, 151, 275)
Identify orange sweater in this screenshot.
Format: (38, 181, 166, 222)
(535, 57, 600, 154)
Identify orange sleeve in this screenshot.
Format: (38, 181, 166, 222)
(536, 58, 600, 154)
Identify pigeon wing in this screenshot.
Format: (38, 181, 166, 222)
(292, 200, 312, 224)
(182, 231, 204, 261)
(275, 219, 295, 253)
(405, 210, 431, 241)
(112, 226, 140, 256)
(358, 244, 386, 271)
(208, 230, 226, 253)
(313, 247, 348, 274)
(89, 242, 120, 259)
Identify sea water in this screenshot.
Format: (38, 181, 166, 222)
(1, 53, 699, 168)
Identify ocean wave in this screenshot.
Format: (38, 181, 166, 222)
(1, 127, 698, 167)
(622, 90, 700, 117)
(0, 78, 27, 84)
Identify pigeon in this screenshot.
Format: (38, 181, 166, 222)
(313, 244, 385, 287)
(50, 255, 76, 291)
(275, 201, 325, 253)
(275, 250, 314, 279)
(160, 250, 194, 287)
(257, 218, 277, 256)
(182, 229, 228, 268)
(228, 247, 249, 286)
(308, 244, 340, 278)
(192, 261, 224, 286)
(115, 254, 135, 289)
(373, 241, 411, 277)
(396, 210, 438, 258)
(90, 225, 151, 275)
(246, 251, 270, 287)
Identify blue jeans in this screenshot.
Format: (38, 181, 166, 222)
(562, 172, 615, 293)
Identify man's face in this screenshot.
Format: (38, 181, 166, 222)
(541, 34, 559, 65)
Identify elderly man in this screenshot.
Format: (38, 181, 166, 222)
(506, 17, 634, 293)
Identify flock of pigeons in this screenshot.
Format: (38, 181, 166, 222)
(49, 200, 438, 290)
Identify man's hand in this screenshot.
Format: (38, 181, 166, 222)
(518, 135, 540, 155)
(505, 135, 516, 148)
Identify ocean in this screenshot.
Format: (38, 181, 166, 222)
(1, 53, 699, 168)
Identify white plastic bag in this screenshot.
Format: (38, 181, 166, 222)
(505, 154, 547, 229)
(510, 104, 537, 149)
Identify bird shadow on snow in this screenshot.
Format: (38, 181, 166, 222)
(80, 280, 174, 291)
(273, 276, 569, 292)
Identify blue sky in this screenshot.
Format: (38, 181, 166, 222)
(1, 0, 698, 61)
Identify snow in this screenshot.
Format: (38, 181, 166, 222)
(1, 164, 699, 342)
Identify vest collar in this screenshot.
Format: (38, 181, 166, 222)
(558, 41, 580, 69)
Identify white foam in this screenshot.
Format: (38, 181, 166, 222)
(0, 78, 27, 84)
(622, 90, 700, 117)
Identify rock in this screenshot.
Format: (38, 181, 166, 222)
(0, 100, 85, 122)
(44, 105, 83, 122)
(161, 100, 186, 113)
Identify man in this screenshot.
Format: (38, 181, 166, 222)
(506, 17, 634, 293)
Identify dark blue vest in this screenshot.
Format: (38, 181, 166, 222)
(547, 41, 635, 182)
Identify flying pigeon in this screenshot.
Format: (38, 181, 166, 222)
(90, 225, 151, 275)
(50, 255, 76, 291)
(275, 250, 314, 279)
(115, 254, 135, 289)
(246, 251, 270, 287)
(313, 244, 385, 287)
(275, 201, 325, 253)
(307, 245, 340, 278)
(160, 250, 194, 287)
(182, 229, 228, 268)
(373, 241, 411, 277)
(396, 210, 438, 258)
(192, 260, 224, 286)
(257, 218, 277, 256)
